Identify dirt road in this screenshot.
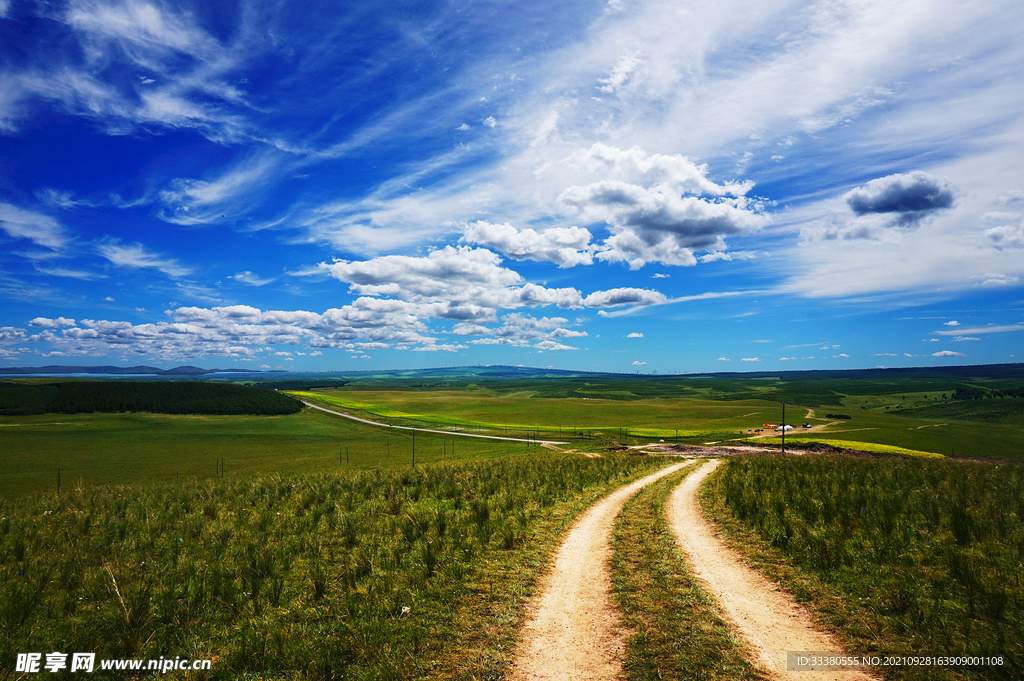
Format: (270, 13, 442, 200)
(507, 460, 694, 681)
(666, 460, 876, 680)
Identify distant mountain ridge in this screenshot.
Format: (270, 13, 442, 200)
(0, 365, 262, 376)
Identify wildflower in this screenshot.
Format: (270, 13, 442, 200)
(401, 606, 411, 616)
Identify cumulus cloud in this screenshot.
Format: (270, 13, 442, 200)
(582, 287, 667, 308)
(952, 336, 979, 341)
(985, 223, 1024, 249)
(10, 301, 453, 361)
(943, 320, 960, 326)
(802, 172, 957, 242)
(932, 350, 965, 357)
(872, 353, 897, 357)
(461, 220, 594, 267)
(318, 246, 583, 321)
(558, 144, 768, 269)
(741, 357, 759, 362)
(845, 171, 956, 223)
(632, 360, 646, 365)
(28, 317, 76, 328)
(0, 203, 69, 250)
(717, 357, 730, 361)
(457, 312, 586, 348)
(626, 332, 643, 338)
(98, 239, 193, 277)
(535, 340, 577, 351)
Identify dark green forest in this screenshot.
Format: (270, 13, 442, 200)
(0, 381, 302, 416)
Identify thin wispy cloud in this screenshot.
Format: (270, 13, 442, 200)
(97, 239, 193, 278)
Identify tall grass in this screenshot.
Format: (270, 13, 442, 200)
(0, 454, 664, 679)
(704, 455, 1024, 681)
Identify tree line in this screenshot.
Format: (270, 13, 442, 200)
(0, 381, 302, 416)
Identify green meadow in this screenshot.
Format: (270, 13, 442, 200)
(703, 455, 1024, 680)
(0, 408, 540, 498)
(292, 382, 1024, 459)
(0, 454, 667, 680)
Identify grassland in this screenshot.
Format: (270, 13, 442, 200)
(293, 384, 1024, 459)
(702, 455, 1024, 680)
(0, 454, 668, 680)
(0, 407, 547, 497)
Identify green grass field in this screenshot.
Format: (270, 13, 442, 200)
(703, 455, 1024, 680)
(292, 387, 1024, 459)
(0, 407, 545, 497)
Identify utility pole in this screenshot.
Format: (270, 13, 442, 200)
(412, 431, 416, 467)
(782, 403, 786, 454)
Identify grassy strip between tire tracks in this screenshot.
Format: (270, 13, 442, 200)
(700, 455, 1024, 681)
(611, 460, 769, 681)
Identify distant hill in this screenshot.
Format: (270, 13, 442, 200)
(0, 365, 268, 376)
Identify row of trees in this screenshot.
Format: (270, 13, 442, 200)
(0, 381, 302, 416)
(952, 386, 1024, 400)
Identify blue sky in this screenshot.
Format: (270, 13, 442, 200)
(1, 0, 1023, 373)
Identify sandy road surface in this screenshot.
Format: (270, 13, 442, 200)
(666, 460, 876, 680)
(507, 460, 694, 681)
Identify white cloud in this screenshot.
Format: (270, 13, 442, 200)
(13, 300, 451, 360)
(535, 340, 577, 351)
(632, 360, 646, 365)
(626, 332, 643, 338)
(28, 317, 77, 328)
(985, 221, 1024, 249)
(104, 296, 116, 301)
(652, 273, 670, 278)
(158, 154, 280, 225)
(971, 272, 1020, 286)
(483, 116, 496, 128)
(932, 350, 965, 357)
(559, 144, 767, 269)
(457, 312, 586, 347)
(872, 353, 897, 357)
(0, 203, 69, 250)
(717, 357, 730, 361)
(943, 320, 960, 326)
(597, 53, 644, 94)
(228, 271, 275, 286)
(317, 246, 583, 321)
(952, 336, 980, 341)
(935, 323, 1024, 336)
(461, 220, 594, 267)
(582, 287, 667, 308)
(741, 357, 759, 362)
(97, 239, 193, 277)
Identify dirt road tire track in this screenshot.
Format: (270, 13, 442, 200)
(507, 460, 694, 681)
(666, 459, 877, 681)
